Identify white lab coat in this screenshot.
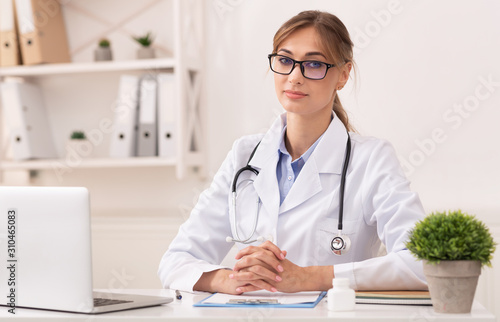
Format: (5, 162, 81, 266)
(158, 112, 428, 292)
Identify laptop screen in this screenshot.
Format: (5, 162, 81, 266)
(0, 186, 94, 312)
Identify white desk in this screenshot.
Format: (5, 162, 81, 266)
(1, 289, 496, 321)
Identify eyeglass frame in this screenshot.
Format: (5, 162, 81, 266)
(268, 53, 336, 80)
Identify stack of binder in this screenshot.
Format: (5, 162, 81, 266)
(0, 0, 22, 66)
(137, 76, 158, 157)
(0, 0, 70, 67)
(0, 80, 57, 160)
(109, 75, 140, 158)
(109, 73, 177, 159)
(156, 73, 176, 159)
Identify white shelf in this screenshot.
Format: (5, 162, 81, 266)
(0, 157, 176, 170)
(0, 0, 205, 182)
(0, 58, 176, 77)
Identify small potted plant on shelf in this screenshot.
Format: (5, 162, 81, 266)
(67, 130, 93, 158)
(70, 131, 86, 140)
(406, 210, 496, 314)
(94, 38, 112, 61)
(133, 31, 155, 59)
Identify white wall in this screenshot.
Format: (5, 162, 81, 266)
(206, 0, 500, 213)
(204, 0, 500, 317)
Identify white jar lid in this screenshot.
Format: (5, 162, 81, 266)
(332, 278, 350, 287)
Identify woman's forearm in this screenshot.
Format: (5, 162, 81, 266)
(194, 269, 228, 293)
(301, 265, 334, 291)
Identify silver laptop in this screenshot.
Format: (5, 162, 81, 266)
(0, 186, 172, 314)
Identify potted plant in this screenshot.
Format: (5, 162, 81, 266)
(95, 38, 112, 61)
(406, 210, 496, 313)
(70, 131, 86, 140)
(66, 130, 93, 158)
(133, 32, 155, 59)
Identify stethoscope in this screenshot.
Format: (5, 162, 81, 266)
(226, 134, 352, 256)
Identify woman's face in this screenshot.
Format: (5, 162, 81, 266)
(274, 26, 350, 118)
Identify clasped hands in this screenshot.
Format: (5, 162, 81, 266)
(227, 240, 306, 294)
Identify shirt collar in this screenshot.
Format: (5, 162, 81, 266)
(277, 124, 324, 166)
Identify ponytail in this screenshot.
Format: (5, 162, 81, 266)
(333, 95, 354, 132)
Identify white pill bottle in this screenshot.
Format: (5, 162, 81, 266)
(327, 278, 355, 311)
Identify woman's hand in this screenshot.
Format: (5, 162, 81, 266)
(231, 241, 313, 293)
(195, 241, 334, 294)
(194, 269, 266, 295)
(230, 240, 286, 293)
(193, 240, 287, 294)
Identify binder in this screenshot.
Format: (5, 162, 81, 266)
(0, 0, 22, 66)
(0, 80, 57, 160)
(355, 290, 432, 306)
(137, 76, 158, 157)
(14, 0, 70, 65)
(157, 73, 177, 158)
(109, 75, 140, 158)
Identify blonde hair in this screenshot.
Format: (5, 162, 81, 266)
(272, 10, 356, 132)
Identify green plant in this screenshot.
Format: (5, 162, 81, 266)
(406, 210, 496, 267)
(99, 38, 110, 48)
(133, 32, 154, 47)
(70, 131, 86, 140)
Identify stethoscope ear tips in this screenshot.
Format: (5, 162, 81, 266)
(226, 236, 234, 243)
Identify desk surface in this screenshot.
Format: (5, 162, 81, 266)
(1, 289, 496, 321)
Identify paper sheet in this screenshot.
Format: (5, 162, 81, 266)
(203, 291, 322, 305)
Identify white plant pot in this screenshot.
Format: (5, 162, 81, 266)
(137, 47, 155, 59)
(66, 139, 94, 160)
(94, 47, 112, 61)
(423, 260, 481, 314)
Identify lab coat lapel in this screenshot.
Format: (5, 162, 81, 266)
(279, 114, 349, 214)
(279, 156, 322, 214)
(252, 157, 280, 219)
(248, 114, 284, 220)
(313, 113, 349, 174)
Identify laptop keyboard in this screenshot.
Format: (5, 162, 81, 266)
(94, 297, 133, 307)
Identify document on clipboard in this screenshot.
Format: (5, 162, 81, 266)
(193, 291, 326, 308)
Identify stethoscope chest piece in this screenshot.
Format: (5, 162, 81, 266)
(331, 233, 351, 256)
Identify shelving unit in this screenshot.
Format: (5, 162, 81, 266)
(0, 58, 176, 76)
(0, 0, 205, 183)
(0, 157, 176, 170)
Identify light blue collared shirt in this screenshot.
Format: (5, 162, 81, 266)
(276, 126, 323, 205)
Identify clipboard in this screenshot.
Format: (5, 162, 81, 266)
(193, 291, 326, 308)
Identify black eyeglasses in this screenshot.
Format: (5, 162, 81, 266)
(268, 53, 335, 80)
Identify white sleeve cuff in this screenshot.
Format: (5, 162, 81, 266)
(333, 262, 358, 290)
(169, 264, 230, 293)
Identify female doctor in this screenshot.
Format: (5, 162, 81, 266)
(158, 10, 427, 294)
